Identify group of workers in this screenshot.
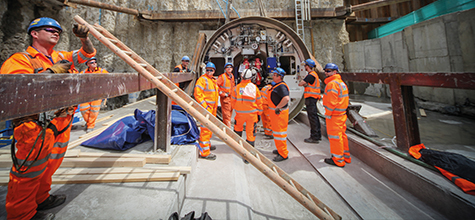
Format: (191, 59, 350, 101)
(0, 17, 110, 220)
(192, 58, 351, 168)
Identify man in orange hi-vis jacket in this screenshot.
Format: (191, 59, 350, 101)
(298, 59, 322, 144)
(194, 62, 219, 160)
(0, 17, 96, 220)
(79, 57, 109, 133)
(231, 69, 262, 147)
(217, 62, 235, 127)
(268, 68, 290, 162)
(322, 63, 351, 168)
(260, 84, 273, 138)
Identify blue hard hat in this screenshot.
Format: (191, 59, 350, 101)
(182, 56, 190, 61)
(224, 62, 233, 68)
(27, 17, 62, 34)
(324, 63, 339, 72)
(305, 59, 316, 68)
(206, 62, 216, 70)
(87, 57, 97, 63)
(272, 67, 285, 77)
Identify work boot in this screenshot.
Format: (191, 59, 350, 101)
(85, 128, 94, 133)
(273, 154, 288, 162)
(210, 145, 216, 151)
(304, 138, 320, 143)
(31, 211, 55, 220)
(199, 153, 217, 160)
(37, 194, 66, 211)
(272, 149, 279, 155)
(324, 158, 344, 168)
(264, 134, 273, 139)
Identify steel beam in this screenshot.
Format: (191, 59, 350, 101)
(154, 89, 171, 152)
(0, 72, 194, 122)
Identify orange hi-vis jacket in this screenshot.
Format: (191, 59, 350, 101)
(260, 84, 272, 107)
(304, 70, 321, 99)
(217, 72, 235, 97)
(231, 79, 263, 117)
(323, 74, 349, 118)
(80, 67, 109, 74)
(0, 46, 96, 74)
(194, 73, 219, 115)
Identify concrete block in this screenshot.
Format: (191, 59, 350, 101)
(363, 39, 382, 71)
(457, 10, 475, 72)
(409, 56, 451, 72)
(364, 83, 388, 98)
(344, 41, 366, 71)
(454, 89, 475, 106)
(412, 20, 448, 58)
(381, 32, 409, 72)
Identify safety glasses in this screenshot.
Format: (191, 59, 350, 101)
(324, 69, 333, 73)
(89, 61, 97, 64)
(42, 27, 61, 35)
(206, 69, 214, 72)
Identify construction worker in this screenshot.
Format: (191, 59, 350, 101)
(298, 59, 322, 143)
(172, 56, 191, 105)
(217, 62, 235, 127)
(79, 57, 109, 133)
(269, 68, 290, 162)
(0, 17, 95, 220)
(260, 84, 273, 138)
(194, 62, 219, 160)
(322, 63, 351, 168)
(231, 69, 263, 147)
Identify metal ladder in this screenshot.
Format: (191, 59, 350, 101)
(295, 0, 304, 39)
(73, 15, 340, 220)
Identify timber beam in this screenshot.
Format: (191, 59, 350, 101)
(0, 72, 194, 122)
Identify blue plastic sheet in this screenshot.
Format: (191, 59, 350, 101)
(81, 107, 199, 150)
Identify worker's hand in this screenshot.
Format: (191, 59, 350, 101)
(47, 60, 72, 74)
(275, 108, 281, 115)
(54, 106, 75, 117)
(73, 24, 89, 38)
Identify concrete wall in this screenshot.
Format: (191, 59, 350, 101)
(344, 8, 475, 110)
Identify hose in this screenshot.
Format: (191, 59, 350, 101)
(215, 0, 227, 19)
(221, 0, 241, 18)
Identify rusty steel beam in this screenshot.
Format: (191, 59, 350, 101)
(0, 72, 193, 122)
(340, 72, 475, 90)
(336, 0, 411, 13)
(64, 0, 144, 16)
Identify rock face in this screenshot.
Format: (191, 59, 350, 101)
(0, 0, 347, 108)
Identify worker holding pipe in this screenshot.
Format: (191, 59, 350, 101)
(268, 68, 290, 162)
(298, 59, 322, 144)
(322, 63, 351, 167)
(194, 62, 219, 160)
(217, 62, 235, 127)
(231, 69, 263, 147)
(0, 17, 96, 220)
(79, 57, 109, 133)
(260, 84, 273, 139)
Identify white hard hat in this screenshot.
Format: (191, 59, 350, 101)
(242, 69, 255, 80)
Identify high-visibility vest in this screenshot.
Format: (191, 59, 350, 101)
(304, 70, 321, 99)
(260, 84, 272, 106)
(194, 74, 218, 110)
(0, 46, 96, 74)
(80, 67, 108, 74)
(231, 79, 262, 115)
(174, 64, 190, 73)
(217, 72, 235, 97)
(268, 81, 290, 111)
(323, 74, 349, 118)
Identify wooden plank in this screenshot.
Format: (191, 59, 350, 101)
(419, 109, 427, 117)
(0, 172, 180, 185)
(0, 149, 10, 154)
(0, 157, 146, 168)
(67, 152, 171, 164)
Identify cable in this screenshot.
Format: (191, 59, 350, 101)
(215, 0, 227, 19)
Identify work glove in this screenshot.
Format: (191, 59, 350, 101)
(54, 106, 75, 117)
(275, 108, 281, 115)
(73, 24, 89, 38)
(47, 60, 72, 74)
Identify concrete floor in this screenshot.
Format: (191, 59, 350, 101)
(0, 94, 472, 219)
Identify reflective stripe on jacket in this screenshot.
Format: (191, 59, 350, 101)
(194, 74, 218, 110)
(323, 74, 349, 118)
(260, 84, 272, 106)
(0, 46, 96, 74)
(304, 71, 321, 99)
(80, 67, 109, 74)
(231, 79, 263, 115)
(217, 72, 235, 97)
(268, 81, 290, 111)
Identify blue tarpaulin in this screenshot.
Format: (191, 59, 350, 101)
(81, 106, 199, 150)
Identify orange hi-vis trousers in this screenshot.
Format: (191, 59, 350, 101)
(269, 108, 289, 158)
(79, 99, 102, 129)
(199, 105, 217, 157)
(261, 105, 272, 136)
(6, 121, 55, 220)
(36, 115, 73, 204)
(326, 114, 351, 167)
(220, 96, 232, 127)
(234, 113, 258, 143)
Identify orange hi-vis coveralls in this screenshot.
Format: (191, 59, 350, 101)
(231, 79, 262, 144)
(260, 84, 273, 136)
(217, 72, 235, 127)
(194, 73, 218, 157)
(1, 46, 95, 220)
(323, 74, 350, 167)
(268, 81, 290, 158)
(79, 67, 109, 129)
